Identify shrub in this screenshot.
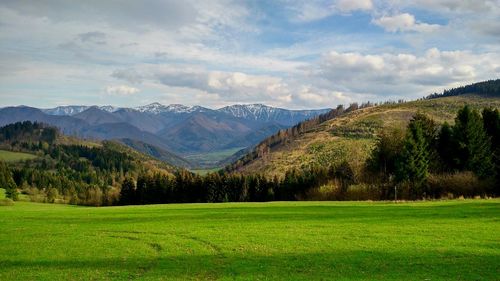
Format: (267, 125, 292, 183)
(0, 198, 14, 206)
(428, 172, 493, 197)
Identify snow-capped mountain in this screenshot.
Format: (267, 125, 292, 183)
(135, 103, 210, 114)
(135, 102, 169, 114)
(42, 106, 90, 116)
(43, 105, 120, 115)
(217, 104, 330, 126)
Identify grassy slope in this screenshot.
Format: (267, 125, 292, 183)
(0, 150, 37, 162)
(0, 200, 498, 280)
(236, 95, 500, 177)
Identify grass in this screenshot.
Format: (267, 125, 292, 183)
(190, 168, 222, 175)
(0, 200, 498, 280)
(184, 147, 245, 169)
(0, 149, 37, 162)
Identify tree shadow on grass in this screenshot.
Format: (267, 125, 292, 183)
(1, 248, 498, 280)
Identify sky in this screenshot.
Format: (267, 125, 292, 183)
(0, 0, 499, 109)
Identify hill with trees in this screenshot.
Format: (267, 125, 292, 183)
(0, 121, 176, 205)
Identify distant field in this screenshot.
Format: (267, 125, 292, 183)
(0, 150, 37, 162)
(0, 200, 498, 280)
(185, 147, 245, 169)
(190, 167, 221, 175)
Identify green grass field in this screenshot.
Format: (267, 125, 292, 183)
(185, 147, 245, 169)
(0, 200, 498, 280)
(0, 149, 37, 162)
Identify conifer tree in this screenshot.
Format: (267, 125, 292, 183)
(396, 120, 429, 198)
(437, 122, 457, 171)
(453, 106, 495, 179)
(119, 177, 136, 205)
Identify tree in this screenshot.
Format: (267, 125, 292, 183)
(396, 120, 429, 198)
(0, 161, 18, 200)
(119, 177, 136, 205)
(437, 122, 457, 171)
(367, 128, 405, 178)
(410, 112, 439, 169)
(453, 106, 495, 179)
(482, 107, 500, 193)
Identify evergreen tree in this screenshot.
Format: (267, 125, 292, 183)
(482, 107, 500, 193)
(367, 128, 405, 177)
(437, 122, 457, 171)
(119, 177, 136, 205)
(0, 161, 18, 200)
(453, 106, 495, 179)
(396, 120, 429, 198)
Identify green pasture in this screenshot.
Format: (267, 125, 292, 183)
(0, 150, 37, 162)
(0, 200, 498, 280)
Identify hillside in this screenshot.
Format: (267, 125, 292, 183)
(0, 121, 177, 205)
(229, 94, 500, 177)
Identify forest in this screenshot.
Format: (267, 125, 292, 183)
(1, 104, 499, 206)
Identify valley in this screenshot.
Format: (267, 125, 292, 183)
(0, 103, 329, 169)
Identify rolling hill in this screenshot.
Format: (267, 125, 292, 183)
(227, 80, 500, 177)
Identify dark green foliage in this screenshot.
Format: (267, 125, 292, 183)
(0, 121, 167, 206)
(482, 107, 500, 193)
(0, 161, 18, 200)
(437, 122, 457, 171)
(366, 128, 405, 178)
(396, 120, 429, 198)
(119, 177, 136, 205)
(426, 79, 500, 99)
(453, 106, 495, 178)
(0, 121, 57, 144)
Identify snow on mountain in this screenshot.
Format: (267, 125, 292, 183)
(42, 106, 90, 116)
(43, 105, 120, 115)
(217, 104, 331, 125)
(135, 103, 210, 114)
(135, 102, 169, 114)
(42, 103, 329, 124)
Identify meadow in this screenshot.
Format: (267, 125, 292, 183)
(0, 199, 498, 280)
(0, 149, 36, 162)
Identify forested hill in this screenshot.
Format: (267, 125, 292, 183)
(0, 121, 176, 205)
(226, 80, 500, 177)
(426, 79, 500, 99)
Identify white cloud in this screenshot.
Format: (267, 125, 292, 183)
(309, 48, 500, 99)
(105, 85, 140, 96)
(373, 13, 441, 33)
(290, 0, 373, 22)
(336, 0, 373, 13)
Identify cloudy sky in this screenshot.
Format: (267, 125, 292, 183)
(1, 0, 499, 109)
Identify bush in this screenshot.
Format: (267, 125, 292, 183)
(0, 198, 14, 206)
(428, 172, 493, 198)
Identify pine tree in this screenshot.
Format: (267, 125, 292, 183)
(482, 107, 500, 193)
(437, 122, 457, 171)
(453, 106, 495, 179)
(396, 120, 429, 198)
(119, 177, 136, 205)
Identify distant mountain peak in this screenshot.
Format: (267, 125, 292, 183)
(42, 105, 120, 116)
(135, 103, 169, 114)
(217, 104, 330, 124)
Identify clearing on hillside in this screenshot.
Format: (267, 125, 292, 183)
(0, 150, 37, 162)
(0, 200, 498, 280)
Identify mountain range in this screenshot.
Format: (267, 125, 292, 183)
(0, 103, 330, 168)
